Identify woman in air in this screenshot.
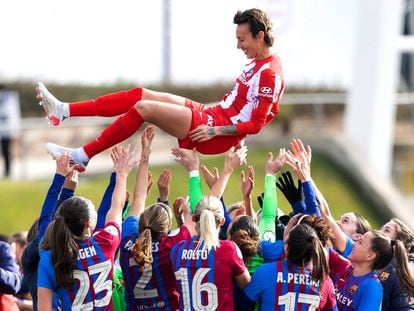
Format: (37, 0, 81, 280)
(37, 8, 284, 170)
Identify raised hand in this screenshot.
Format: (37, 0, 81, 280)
(265, 148, 286, 175)
(55, 152, 76, 177)
(141, 126, 155, 156)
(171, 147, 199, 172)
(200, 165, 219, 189)
(223, 146, 247, 173)
(157, 169, 172, 202)
(286, 139, 312, 181)
(240, 165, 254, 198)
(276, 171, 302, 204)
(112, 144, 138, 177)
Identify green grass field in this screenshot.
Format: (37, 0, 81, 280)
(0, 147, 384, 235)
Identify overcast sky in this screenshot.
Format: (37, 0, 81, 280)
(0, 0, 359, 88)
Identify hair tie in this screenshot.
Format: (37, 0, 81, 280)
(144, 227, 152, 231)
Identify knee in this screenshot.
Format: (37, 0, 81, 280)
(134, 100, 152, 116)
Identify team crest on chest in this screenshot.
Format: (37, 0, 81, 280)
(379, 271, 390, 281)
(348, 284, 358, 294)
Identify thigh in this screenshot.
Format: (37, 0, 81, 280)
(141, 88, 187, 106)
(136, 100, 192, 139)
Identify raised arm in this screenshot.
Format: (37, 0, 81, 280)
(38, 153, 75, 242)
(57, 170, 78, 207)
(285, 139, 320, 216)
(259, 148, 286, 242)
(157, 168, 171, 205)
(127, 126, 154, 218)
(240, 165, 256, 222)
(208, 146, 246, 198)
(105, 144, 137, 227)
(172, 147, 202, 213)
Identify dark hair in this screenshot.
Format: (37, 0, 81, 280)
(233, 8, 274, 47)
(390, 218, 414, 261)
(353, 212, 371, 234)
(370, 230, 414, 298)
(228, 215, 259, 266)
(286, 223, 328, 287)
(289, 214, 331, 247)
(132, 203, 171, 267)
(27, 218, 40, 243)
(41, 196, 94, 288)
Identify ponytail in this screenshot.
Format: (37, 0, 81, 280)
(393, 239, 414, 298)
(132, 228, 153, 267)
(286, 224, 328, 287)
(198, 209, 220, 252)
(131, 203, 171, 267)
(371, 230, 414, 299)
(194, 196, 224, 252)
(42, 218, 78, 288)
(40, 196, 95, 288)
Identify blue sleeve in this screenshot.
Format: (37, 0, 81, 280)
(57, 187, 74, 208)
(244, 265, 266, 303)
(341, 236, 354, 258)
(38, 174, 66, 242)
(96, 172, 116, 230)
(291, 200, 306, 215)
(37, 251, 55, 291)
(258, 240, 284, 262)
(121, 216, 139, 242)
(354, 279, 383, 310)
(219, 197, 231, 240)
(0, 241, 22, 294)
(302, 181, 321, 216)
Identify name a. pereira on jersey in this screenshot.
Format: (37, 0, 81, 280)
(78, 245, 97, 260)
(181, 249, 208, 260)
(276, 272, 320, 287)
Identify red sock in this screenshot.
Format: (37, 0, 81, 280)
(83, 108, 144, 158)
(70, 87, 143, 117)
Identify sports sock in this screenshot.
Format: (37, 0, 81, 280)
(69, 87, 143, 117)
(83, 108, 144, 158)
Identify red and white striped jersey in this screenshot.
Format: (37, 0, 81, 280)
(218, 54, 284, 136)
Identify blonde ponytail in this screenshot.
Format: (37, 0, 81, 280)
(194, 196, 224, 252)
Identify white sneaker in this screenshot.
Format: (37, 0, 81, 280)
(46, 142, 88, 172)
(37, 82, 66, 126)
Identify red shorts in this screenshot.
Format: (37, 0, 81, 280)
(178, 99, 244, 155)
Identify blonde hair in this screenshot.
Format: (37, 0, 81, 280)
(194, 196, 224, 252)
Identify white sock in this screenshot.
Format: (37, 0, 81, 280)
(62, 102, 70, 118)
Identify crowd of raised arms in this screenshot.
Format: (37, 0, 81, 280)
(0, 128, 413, 310)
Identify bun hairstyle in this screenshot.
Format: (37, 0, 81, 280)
(132, 203, 172, 267)
(228, 215, 259, 266)
(193, 196, 224, 252)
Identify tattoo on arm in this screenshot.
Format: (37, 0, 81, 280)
(217, 125, 237, 136)
(207, 127, 216, 137)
